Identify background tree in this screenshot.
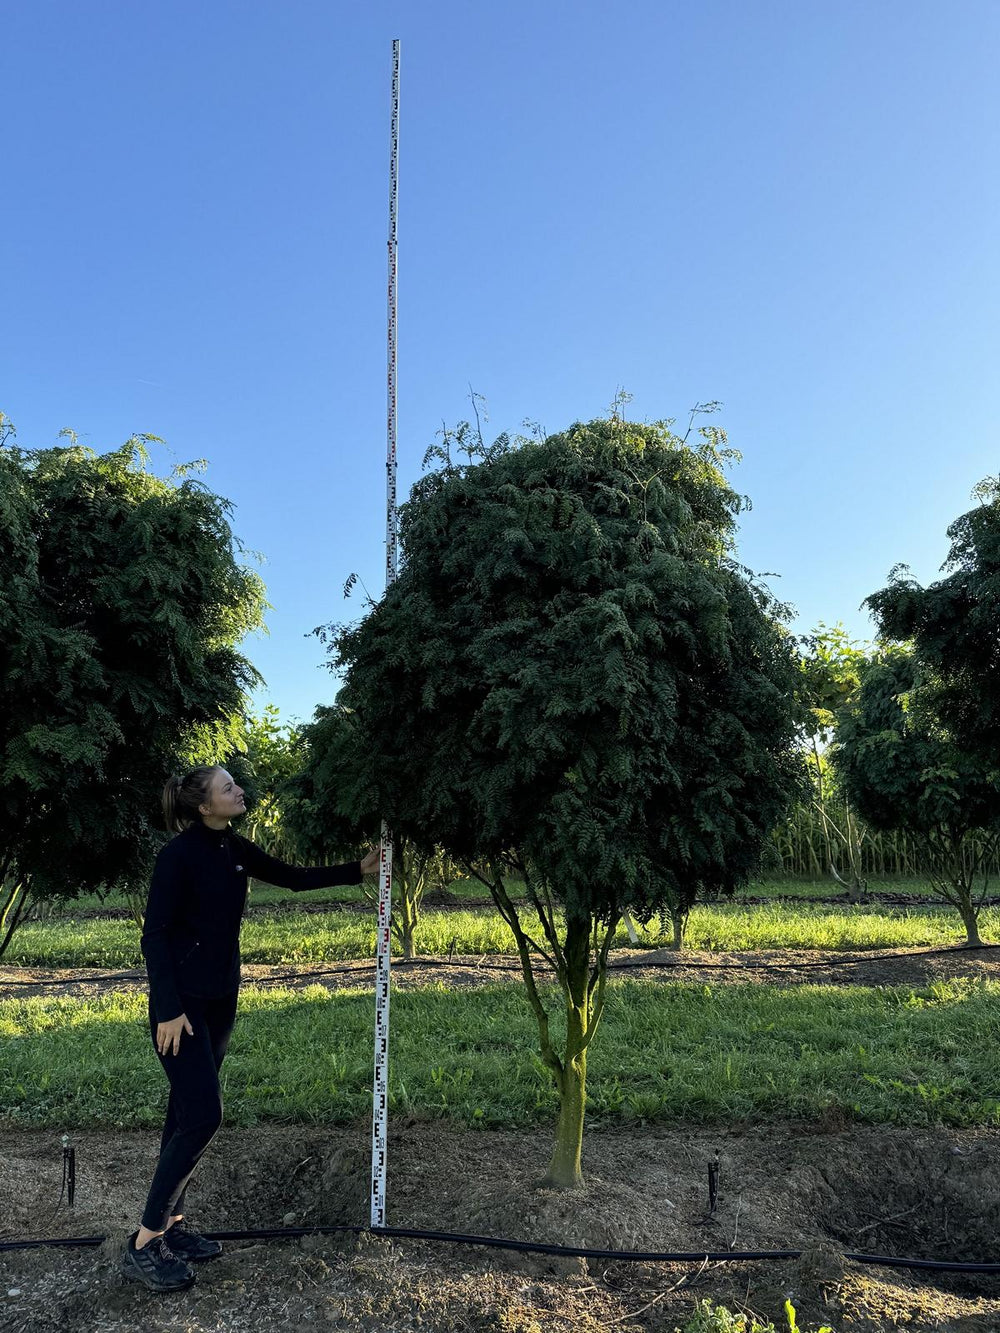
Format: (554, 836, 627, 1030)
(0, 423, 265, 954)
(281, 703, 455, 958)
(796, 623, 873, 899)
(235, 704, 304, 860)
(329, 412, 805, 1187)
(832, 647, 1000, 945)
(866, 477, 1000, 764)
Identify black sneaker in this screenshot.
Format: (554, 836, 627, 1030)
(164, 1219, 223, 1262)
(121, 1232, 195, 1292)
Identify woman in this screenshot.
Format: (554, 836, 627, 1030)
(122, 764, 379, 1292)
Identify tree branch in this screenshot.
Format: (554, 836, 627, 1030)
(518, 856, 566, 977)
(491, 868, 562, 1078)
(581, 912, 621, 1054)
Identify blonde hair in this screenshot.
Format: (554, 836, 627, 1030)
(162, 766, 220, 833)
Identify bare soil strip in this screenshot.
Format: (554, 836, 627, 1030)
(2, 945, 997, 1001)
(3, 1122, 999, 1333)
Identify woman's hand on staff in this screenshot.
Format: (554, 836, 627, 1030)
(156, 1014, 193, 1056)
(360, 847, 381, 876)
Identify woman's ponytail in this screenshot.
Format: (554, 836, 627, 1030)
(162, 766, 218, 833)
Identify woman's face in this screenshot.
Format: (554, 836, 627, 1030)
(199, 768, 246, 823)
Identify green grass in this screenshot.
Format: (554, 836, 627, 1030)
(4, 909, 520, 967)
(2, 976, 999, 1130)
(6, 899, 996, 968)
(681, 901, 1000, 951)
(32, 875, 523, 917)
(36, 876, 951, 921)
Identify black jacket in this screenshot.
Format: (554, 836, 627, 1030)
(141, 820, 361, 1022)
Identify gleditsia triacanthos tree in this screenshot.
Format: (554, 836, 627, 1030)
(0, 419, 265, 952)
(328, 411, 805, 1188)
(832, 647, 1000, 945)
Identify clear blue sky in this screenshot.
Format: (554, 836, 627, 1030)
(4, 1, 998, 724)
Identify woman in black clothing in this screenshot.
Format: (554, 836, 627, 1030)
(122, 764, 379, 1292)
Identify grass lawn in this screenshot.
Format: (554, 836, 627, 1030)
(33, 875, 524, 916)
(6, 899, 997, 969)
(2, 977, 998, 1130)
(31, 876, 953, 921)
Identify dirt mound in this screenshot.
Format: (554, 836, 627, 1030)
(193, 1132, 369, 1230)
(459, 1171, 666, 1250)
(800, 1132, 1000, 1296)
(449, 1169, 675, 1275)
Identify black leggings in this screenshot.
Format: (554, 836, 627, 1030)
(140, 990, 238, 1232)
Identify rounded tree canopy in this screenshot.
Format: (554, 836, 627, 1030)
(332, 417, 805, 921)
(281, 703, 380, 864)
(832, 648, 1000, 839)
(865, 478, 1000, 757)
(0, 429, 266, 900)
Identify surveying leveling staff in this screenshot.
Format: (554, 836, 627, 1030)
(122, 764, 380, 1293)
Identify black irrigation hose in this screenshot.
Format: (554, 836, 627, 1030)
(3, 1221, 1000, 1273)
(3, 942, 999, 992)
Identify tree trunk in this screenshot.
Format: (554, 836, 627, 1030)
(944, 845, 984, 947)
(670, 905, 687, 951)
(123, 886, 145, 931)
(0, 878, 30, 960)
(842, 804, 867, 902)
(545, 1041, 587, 1189)
(543, 913, 591, 1189)
(398, 856, 421, 959)
(958, 897, 982, 947)
(485, 868, 616, 1194)
(386, 842, 423, 960)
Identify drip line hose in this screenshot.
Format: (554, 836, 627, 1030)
(2, 942, 998, 992)
(2, 1222, 999, 1273)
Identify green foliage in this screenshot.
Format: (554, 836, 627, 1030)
(282, 704, 378, 862)
(832, 648, 1000, 942)
(676, 1299, 833, 1333)
(771, 800, 1000, 880)
(866, 477, 1000, 760)
(0, 419, 266, 945)
(794, 623, 877, 897)
(847, 482, 1000, 939)
(235, 704, 304, 858)
(333, 414, 806, 925)
(834, 650, 1000, 837)
(282, 703, 462, 955)
(797, 621, 870, 744)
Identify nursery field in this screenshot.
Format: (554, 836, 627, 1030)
(2, 884, 1000, 1333)
(6, 899, 1000, 970)
(22, 876, 962, 919)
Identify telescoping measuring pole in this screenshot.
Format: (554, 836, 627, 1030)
(371, 38, 399, 1231)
